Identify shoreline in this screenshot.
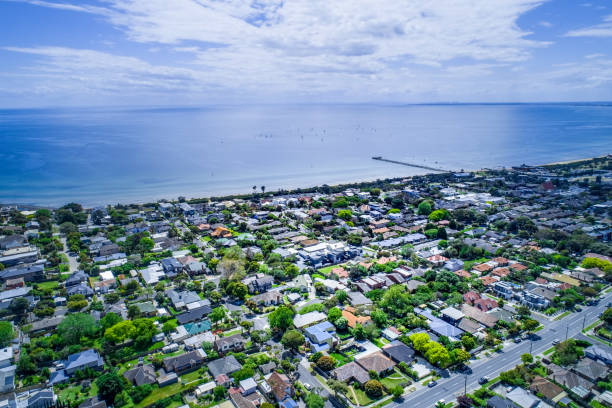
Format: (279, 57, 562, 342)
(2, 154, 607, 210)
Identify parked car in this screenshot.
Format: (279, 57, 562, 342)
(428, 381, 438, 388)
(514, 338, 522, 344)
(478, 377, 489, 385)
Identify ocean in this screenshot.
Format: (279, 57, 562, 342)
(1, 103, 611, 207)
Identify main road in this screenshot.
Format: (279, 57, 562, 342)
(389, 290, 612, 408)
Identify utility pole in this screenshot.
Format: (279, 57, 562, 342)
(582, 316, 587, 331)
(530, 338, 533, 355)
(464, 374, 468, 396)
(565, 325, 569, 341)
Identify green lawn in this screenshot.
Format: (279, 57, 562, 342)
(135, 382, 186, 408)
(371, 338, 389, 348)
(222, 328, 242, 337)
(353, 387, 378, 405)
(330, 353, 352, 366)
(380, 372, 407, 389)
(38, 280, 59, 290)
(181, 370, 207, 384)
(543, 347, 555, 355)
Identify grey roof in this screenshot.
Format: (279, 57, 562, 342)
(208, 355, 242, 378)
(382, 340, 415, 364)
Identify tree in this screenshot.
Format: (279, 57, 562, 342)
(335, 317, 348, 330)
(522, 318, 539, 333)
(268, 305, 295, 332)
(305, 393, 325, 408)
(336, 290, 348, 304)
(521, 353, 533, 365)
(450, 348, 470, 365)
(0, 321, 14, 347)
(281, 330, 305, 350)
(327, 307, 342, 322)
(370, 309, 388, 327)
(209, 291, 222, 304)
(58, 313, 96, 345)
(461, 335, 476, 351)
(337, 209, 352, 221)
(602, 307, 612, 326)
(210, 306, 227, 329)
(316, 355, 336, 371)
(9, 297, 29, 315)
(213, 385, 227, 400)
(417, 201, 433, 216)
(162, 320, 177, 334)
(100, 312, 122, 331)
(391, 385, 403, 399)
(364, 380, 383, 398)
(457, 395, 474, 408)
(227, 282, 248, 300)
(96, 371, 125, 404)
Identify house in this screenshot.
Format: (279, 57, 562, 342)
(461, 304, 498, 328)
(65, 270, 88, 287)
(215, 334, 247, 354)
(304, 321, 335, 352)
(50, 349, 104, 384)
(493, 281, 514, 300)
(474, 298, 498, 312)
(382, 327, 401, 341)
(161, 258, 183, 276)
(572, 357, 610, 382)
(293, 311, 326, 329)
(0, 348, 15, 393)
(123, 361, 157, 386)
(166, 289, 201, 309)
(195, 381, 216, 398)
(240, 378, 257, 396)
(347, 291, 372, 307)
(342, 307, 372, 329)
(12, 388, 56, 408)
(176, 305, 213, 325)
(331, 362, 370, 386)
(506, 387, 540, 408)
(440, 307, 464, 324)
(382, 340, 415, 364)
(266, 372, 295, 405)
(67, 282, 94, 298)
(208, 355, 243, 378)
(584, 345, 612, 365)
(79, 396, 107, 408)
(355, 352, 396, 376)
(486, 396, 520, 408)
(0, 264, 44, 282)
(547, 364, 593, 390)
(246, 276, 274, 294)
(163, 348, 206, 374)
(132, 301, 157, 317)
(529, 376, 564, 404)
(463, 291, 480, 305)
(250, 291, 282, 307)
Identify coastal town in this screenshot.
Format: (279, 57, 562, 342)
(0, 157, 611, 408)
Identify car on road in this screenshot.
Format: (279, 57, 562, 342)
(514, 337, 522, 343)
(479, 377, 489, 385)
(607, 302, 612, 308)
(436, 399, 445, 406)
(552, 340, 560, 345)
(428, 381, 438, 388)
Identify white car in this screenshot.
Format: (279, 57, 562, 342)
(303, 383, 312, 391)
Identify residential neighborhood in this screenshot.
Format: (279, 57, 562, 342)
(0, 157, 611, 408)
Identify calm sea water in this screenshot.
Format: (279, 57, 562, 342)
(1, 104, 611, 206)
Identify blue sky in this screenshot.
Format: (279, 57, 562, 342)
(1, 0, 612, 107)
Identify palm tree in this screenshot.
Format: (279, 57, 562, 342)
(261, 185, 265, 194)
(252, 185, 257, 194)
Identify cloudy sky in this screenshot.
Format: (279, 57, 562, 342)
(1, 0, 612, 107)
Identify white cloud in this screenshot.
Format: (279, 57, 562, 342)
(565, 14, 612, 37)
(9, 0, 612, 104)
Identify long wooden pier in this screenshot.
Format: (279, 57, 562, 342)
(372, 156, 451, 172)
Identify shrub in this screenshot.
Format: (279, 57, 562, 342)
(364, 380, 383, 398)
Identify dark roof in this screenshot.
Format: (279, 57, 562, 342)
(382, 340, 415, 363)
(208, 355, 242, 378)
(487, 396, 519, 408)
(0, 264, 44, 280)
(163, 349, 205, 372)
(123, 364, 157, 386)
(176, 305, 213, 325)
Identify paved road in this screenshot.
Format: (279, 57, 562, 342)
(388, 290, 612, 408)
(297, 360, 334, 408)
(60, 236, 79, 272)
